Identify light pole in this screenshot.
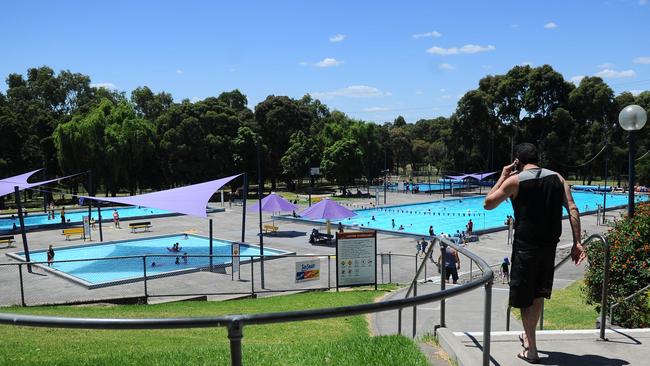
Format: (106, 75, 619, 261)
(618, 105, 647, 218)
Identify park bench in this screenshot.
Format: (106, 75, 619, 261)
(62, 227, 84, 240)
(263, 224, 279, 234)
(0, 235, 15, 248)
(129, 221, 152, 233)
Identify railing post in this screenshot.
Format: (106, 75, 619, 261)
(506, 306, 511, 331)
(482, 278, 493, 366)
(412, 281, 417, 338)
(228, 320, 244, 366)
(469, 261, 473, 282)
(250, 256, 255, 296)
(398, 308, 402, 335)
(440, 242, 447, 328)
(600, 237, 611, 341)
(414, 254, 418, 279)
(18, 263, 26, 307)
(381, 254, 385, 284)
(388, 252, 392, 284)
(539, 297, 544, 330)
(142, 256, 148, 300)
(328, 255, 331, 289)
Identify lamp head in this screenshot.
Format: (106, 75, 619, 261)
(618, 105, 647, 131)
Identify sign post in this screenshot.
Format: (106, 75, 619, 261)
(336, 231, 377, 290)
(232, 242, 240, 280)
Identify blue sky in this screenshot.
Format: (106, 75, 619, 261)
(1, 0, 649, 123)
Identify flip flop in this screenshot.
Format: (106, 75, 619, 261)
(517, 350, 540, 364)
(518, 333, 528, 350)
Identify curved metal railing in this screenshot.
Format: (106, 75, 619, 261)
(0, 235, 494, 366)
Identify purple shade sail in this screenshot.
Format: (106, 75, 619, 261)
(446, 174, 469, 181)
(248, 193, 298, 212)
(299, 198, 357, 220)
(0, 170, 79, 198)
(79, 174, 242, 218)
(465, 171, 498, 181)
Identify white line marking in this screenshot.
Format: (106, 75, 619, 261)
(454, 328, 650, 337)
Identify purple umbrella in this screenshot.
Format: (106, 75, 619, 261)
(300, 198, 357, 236)
(248, 193, 298, 212)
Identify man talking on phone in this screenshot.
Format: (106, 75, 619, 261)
(483, 143, 586, 364)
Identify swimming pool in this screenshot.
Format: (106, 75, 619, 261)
(387, 182, 471, 192)
(10, 234, 292, 288)
(0, 206, 175, 232)
(316, 192, 647, 237)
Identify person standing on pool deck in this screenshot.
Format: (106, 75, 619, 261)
(113, 209, 120, 229)
(60, 207, 66, 224)
(437, 245, 460, 284)
(466, 219, 473, 236)
(483, 142, 585, 364)
(46, 245, 55, 267)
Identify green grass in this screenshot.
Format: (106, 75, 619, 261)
(0, 289, 427, 366)
(513, 280, 599, 330)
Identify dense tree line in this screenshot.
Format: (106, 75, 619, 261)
(1, 65, 649, 202)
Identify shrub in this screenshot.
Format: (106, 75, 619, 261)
(583, 202, 650, 328)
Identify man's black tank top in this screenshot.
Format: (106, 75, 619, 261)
(511, 168, 564, 246)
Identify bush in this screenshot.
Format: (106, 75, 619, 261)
(583, 202, 650, 328)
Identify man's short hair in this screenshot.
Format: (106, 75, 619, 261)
(514, 143, 539, 165)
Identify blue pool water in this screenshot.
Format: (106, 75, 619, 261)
(387, 182, 469, 192)
(328, 192, 647, 237)
(16, 234, 290, 287)
(0, 206, 172, 231)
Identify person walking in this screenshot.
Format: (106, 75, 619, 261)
(113, 209, 120, 229)
(466, 219, 473, 236)
(47, 245, 55, 267)
(437, 245, 460, 284)
(484, 142, 585, 364)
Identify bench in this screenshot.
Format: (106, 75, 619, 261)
(309, 232, 334, 245)
(129, 221, 152, 233)
(0, 235, 15, 248)
(62, 228, 84, 240)
(263, 224, 279, 234)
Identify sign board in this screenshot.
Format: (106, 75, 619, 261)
(232, 242, 240, 273)
(295, 259, 320, 283)
(381, 253, 390, 265)
(336, 231, 377, 288)
(310, 167, 320, 176)
(82, 216, 90, 240)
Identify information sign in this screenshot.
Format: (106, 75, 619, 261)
(336, 231, 377, 288)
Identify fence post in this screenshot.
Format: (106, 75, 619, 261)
(18, 264, 26, 307)
(469, 261, 473, 282)
(398, 308, 402, 335)
(439, 242, 447, 328)
(482, 278, 493, 366)
(506, 306, 511, 331)
(228, 320, 244, 366)
(600, 238, 611, 341)
(539, 300, 544, 330)
(380, 254, 384, 284)
(412, 281, 417, 338)
(142, 256, 148, 300)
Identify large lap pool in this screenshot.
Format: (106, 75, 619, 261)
(317, 192, 647, 237)
(0, 206, 175, 232)
(10, 234, 291, 288)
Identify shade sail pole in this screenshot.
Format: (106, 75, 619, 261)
(257, 142, 265, 289)
(241, 173, 247, 244)
(15, 186, 31, 272)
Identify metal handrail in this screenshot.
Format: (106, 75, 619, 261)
(0, 236, 494, 366)
(505, 234, 609, 341)
(610, 283, 650, 324)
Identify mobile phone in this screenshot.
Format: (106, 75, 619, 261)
(513, 159, 520, 172)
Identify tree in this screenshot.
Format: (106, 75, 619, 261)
(321, 139, 363, 186)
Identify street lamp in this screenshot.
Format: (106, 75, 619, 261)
(618, 104, 647, 218)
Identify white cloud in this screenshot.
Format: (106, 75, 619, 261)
(363, 107, 390, 112)
(510, 24, 520, 28)
(329, 34, 347, 43)
(439, 88, 446, 92)
(519, 61, 534, 66)
(298, 61, 309, 66)
(415, 90, 424, 95)
(311, 85, 389, 99)
(426, 44, 496, 55)
(570, 75, 585, 85)
(90, 82, 117, 90)
(315, 58, 344, 67)
(595, 69, 637, 78)
(439, 63, 455, 70)
(176, 69, 184, 75)
(440, 95, 452, 100)
(412, 31, 442, 38)
(597, 63, 614, 69)
(630, 90, 644, 96)
(640, 0, 647, 5)
(191, 96, 201, 103)
(544, 22, 558, 29)
(633, 56, 650, 64)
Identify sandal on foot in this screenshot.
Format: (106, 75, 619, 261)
(517, 350, 540, 364)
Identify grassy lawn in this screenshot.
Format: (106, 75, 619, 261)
(0, 289, 428, 366)
(514, 280, 599, 330)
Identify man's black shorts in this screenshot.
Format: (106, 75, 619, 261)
(445, 266, 459, 283)
(509, 241, 557, 308)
